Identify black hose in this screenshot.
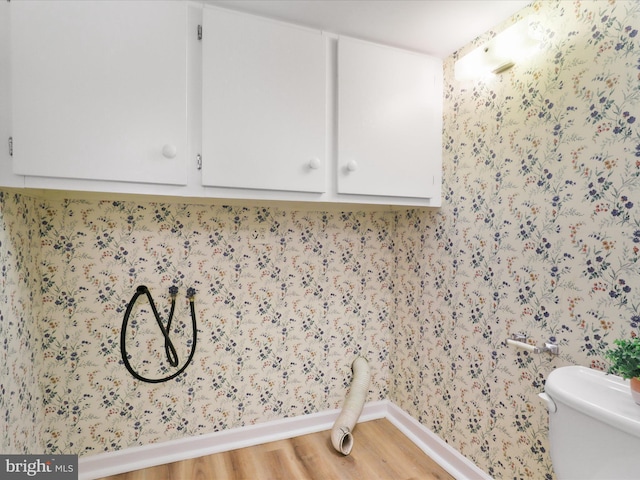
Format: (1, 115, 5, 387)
(120, 285, 197, 383)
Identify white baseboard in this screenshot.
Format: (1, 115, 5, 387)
(384, 402, 492, 480)
(79, 400, 490, 480)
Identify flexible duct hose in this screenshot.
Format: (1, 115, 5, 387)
(331, 356, 371, 455)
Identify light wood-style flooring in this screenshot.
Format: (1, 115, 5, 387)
(98, 418, 454, 480)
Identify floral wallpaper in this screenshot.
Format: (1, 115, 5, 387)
(33, 201, 396, 454)
(0, 191, 43, 453)
(1, 1, 639, 480)
(391, 0, 639, 478)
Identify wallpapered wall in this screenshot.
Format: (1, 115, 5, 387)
(1, 1, 639, 479)
(390, 0, 639, 478)
(0, 192, 43, 453)
(0, 194, 397, 455)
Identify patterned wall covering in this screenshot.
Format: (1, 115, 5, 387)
(32, 200, 395, 455)
(0, 192, 43, 453)
(390, 1, 639, 478)
(1, 1, 638, 479)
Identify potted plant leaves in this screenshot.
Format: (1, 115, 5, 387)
(605, 337, 640, 405)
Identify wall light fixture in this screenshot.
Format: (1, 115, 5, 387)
(455, 16, 541, 81)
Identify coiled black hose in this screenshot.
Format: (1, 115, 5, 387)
(120, 285, 197, 383)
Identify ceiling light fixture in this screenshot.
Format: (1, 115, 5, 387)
(454, 16, 541, 81)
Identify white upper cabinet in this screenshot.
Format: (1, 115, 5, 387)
(337, 37, 442, 200)
(5, 3, 442, 206)
(10, 1, 188, 185)
(0, 1, 21, 188)
(201, 7, 326, 193)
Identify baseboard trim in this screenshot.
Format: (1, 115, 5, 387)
(79, 400, 489, 480)
(384, 402, 492, 480)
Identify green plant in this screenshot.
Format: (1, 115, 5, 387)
(605, 338, 640, 380)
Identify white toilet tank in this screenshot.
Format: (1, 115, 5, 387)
(541, 366, 640, 480)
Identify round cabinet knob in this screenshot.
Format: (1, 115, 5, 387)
(346, 160, 358, 172)
(162, 144, 177, 159)
(308, 157, 321, 170)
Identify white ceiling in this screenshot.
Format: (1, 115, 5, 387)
(206, 0, 532, 58)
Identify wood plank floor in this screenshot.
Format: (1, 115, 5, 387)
(98, 418, 454, 480)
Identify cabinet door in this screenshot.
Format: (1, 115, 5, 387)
(0, 0, 21, 187)
(337, 37, 442, 199)
(11, 1, 188, 185)
(202, 7, 326, 193)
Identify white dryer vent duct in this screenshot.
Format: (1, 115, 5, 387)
(331, 356, 371, 455)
